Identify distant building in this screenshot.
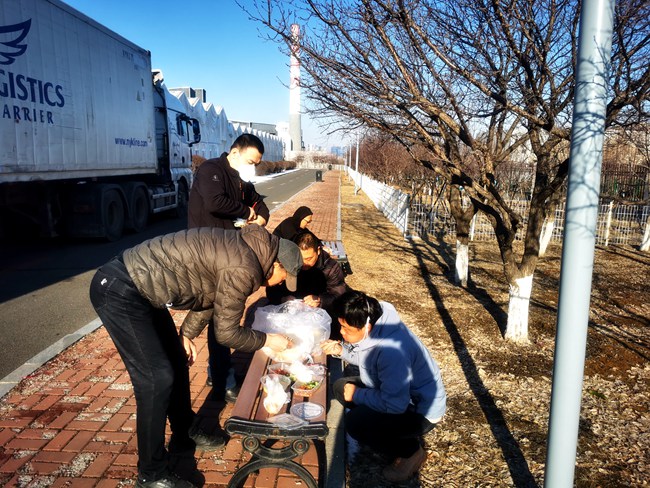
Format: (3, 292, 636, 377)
(168, 86, 285, 161)
(171, 86, 207, 103)
(230, 121, 278, 136)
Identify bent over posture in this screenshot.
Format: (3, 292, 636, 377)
(321, 291, 446, 483)
(89, 225, 301, 488)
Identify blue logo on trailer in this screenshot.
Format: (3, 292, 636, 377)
(0, 19, 65, 123)
(0, 19, 31, 65)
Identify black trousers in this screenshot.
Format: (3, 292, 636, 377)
(333, 376, 434, 459)
(207, 321, 232, 397)
(89, 257, 194, 481)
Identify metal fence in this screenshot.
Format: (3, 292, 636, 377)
(347, 168, 650, 248)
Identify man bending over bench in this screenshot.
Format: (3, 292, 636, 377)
(90, 225, 302, 488)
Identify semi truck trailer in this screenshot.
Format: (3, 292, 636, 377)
(0, 0, 201, 240)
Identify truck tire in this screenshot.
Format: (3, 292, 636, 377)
(103, 190, 125, 241)
(130, 186, 149, 232)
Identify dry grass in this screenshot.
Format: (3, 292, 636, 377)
(339, 175, 650, 487)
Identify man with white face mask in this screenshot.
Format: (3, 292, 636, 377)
(188, 133, 269, 229)
(187, 133, 270, 402)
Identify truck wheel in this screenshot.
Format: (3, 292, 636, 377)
(103, 190, 125, 241)
(130, 186, 149, 232)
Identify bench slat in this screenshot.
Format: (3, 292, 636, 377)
(230, 350, 268, 420)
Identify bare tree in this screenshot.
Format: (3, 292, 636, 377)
(245, 0, 650, 342)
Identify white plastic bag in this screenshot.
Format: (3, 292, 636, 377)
(262, 376, 289, 415)
(252, 300, 332, 358)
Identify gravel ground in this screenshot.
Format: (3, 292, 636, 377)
(338, 176, 649, 488)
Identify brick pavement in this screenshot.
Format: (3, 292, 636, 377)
(0, 171, 342, 488)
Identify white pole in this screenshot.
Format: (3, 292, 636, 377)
(544, 1, 615, 486)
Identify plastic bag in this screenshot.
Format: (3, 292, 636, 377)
(262, 375, 289, 415)
(252, 300, 331, 359)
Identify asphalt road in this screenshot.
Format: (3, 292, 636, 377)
(0, 169, 318, 379)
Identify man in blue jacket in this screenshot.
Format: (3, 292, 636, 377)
(321, 291, 446, 483)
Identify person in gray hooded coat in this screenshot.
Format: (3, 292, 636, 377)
(321, 290, 446, 483)
(89, 225, 301, 488)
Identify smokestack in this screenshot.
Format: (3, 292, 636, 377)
(289, 23, 302, 153)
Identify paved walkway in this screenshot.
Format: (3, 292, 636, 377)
(0, 171, 344, 488)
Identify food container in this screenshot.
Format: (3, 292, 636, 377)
(291, 375, 324, 397)
(267, 362, 293, 378)
(290, 402, 324, 420)
(308, 364, 327, 376)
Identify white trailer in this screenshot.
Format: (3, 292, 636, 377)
(0, 0, 199, 240)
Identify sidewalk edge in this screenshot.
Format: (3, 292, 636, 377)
(0, 318, 103, 399)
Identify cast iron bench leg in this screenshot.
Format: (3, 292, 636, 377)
(227, 458, 318, 488)
(227, 436, 320, 488)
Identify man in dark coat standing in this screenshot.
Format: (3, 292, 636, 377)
(188, 134, 269, 229)
(89, 225, 302, 488)
(187, 134, 270, 400)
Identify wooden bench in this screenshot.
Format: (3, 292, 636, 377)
(224, 349, 330, 488)
(321, 240, 353, 276)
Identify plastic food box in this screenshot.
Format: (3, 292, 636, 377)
(291, 375, 324, 397)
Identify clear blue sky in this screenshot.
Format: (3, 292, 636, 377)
(63, 0, 338, 149)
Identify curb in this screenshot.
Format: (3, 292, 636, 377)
(0, 318, 103, 399)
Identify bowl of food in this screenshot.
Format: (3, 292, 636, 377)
(291, 375, 324, 397)
(267, 362, 293, 379)
(261, 374, 291, 392)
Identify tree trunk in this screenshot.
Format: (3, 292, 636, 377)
(448, 183, 475, 287)
(539, 214, 556, 257)
(456, 239, 470, 287)
(641, 214, 650, 252)
(504, 274, 533, 343)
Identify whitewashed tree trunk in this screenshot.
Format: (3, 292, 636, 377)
(455, 240, 469, 287)
(539, 215, 556, 257)
(603, 201, 614, 247)
(504, 274, 533, 343)
(640, 214, 650, 252)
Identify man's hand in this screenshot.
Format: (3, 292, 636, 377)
(181, 336, 197, 366)
(303, 295, 321, 307)
(343, 382, 356, 402)
(264, 333, 292, 352)
(321, 340, 343, 356)
(248, 207, 257, 222)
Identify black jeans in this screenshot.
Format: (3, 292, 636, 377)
(89, 257, 194, 481)
(333, 376, 434, 459)
(207, 321, 232, 397)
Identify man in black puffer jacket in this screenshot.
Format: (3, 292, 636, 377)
(89, 225, 301, 488)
